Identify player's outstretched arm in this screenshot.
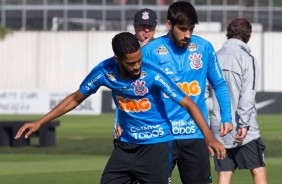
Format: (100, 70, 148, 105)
(15, 90, 87, 139)
(178, 96, 226, 159)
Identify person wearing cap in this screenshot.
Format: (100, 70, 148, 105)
(113, 8, 158, 141)
(133, 8, 157, 47)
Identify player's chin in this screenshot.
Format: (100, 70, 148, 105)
(178, 42, 189, 48)
(131, 72, 141, 79)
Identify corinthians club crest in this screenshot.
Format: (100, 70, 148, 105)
(189, 53, 203, 70)
(131, 80, 148, 96)
(142, 11, 149, 20)
(157, 46, 168, 55)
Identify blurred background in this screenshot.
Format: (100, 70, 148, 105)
(1, 0, 282, 115)
(1, 0, 282, 31)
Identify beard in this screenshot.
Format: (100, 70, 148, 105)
(121, 65, 141, 80)
(171, 31, 190, 49)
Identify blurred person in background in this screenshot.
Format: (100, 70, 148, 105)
(133, 8, 157, 47)
(209, 18, 268, 184)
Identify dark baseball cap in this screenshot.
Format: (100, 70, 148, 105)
(134, 8, 157, 26)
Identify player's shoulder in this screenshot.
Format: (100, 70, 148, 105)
(89, 57, 115, 73)
(191, 35, 212, 46)
(190, 35, 214, 52)
(98, 57, 116, 68)
(143, 35, 168, 50)
(142, 57, 165, 73)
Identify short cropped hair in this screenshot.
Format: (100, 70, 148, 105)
(112, 32, 140, 60)
(226, 18, 252, 43)
(167, 1, 198, 27)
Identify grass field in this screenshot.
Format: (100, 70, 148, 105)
(0, 114, 282, 183)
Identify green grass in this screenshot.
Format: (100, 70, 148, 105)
(0, 114, 282, 183)
(0, 154, 281, 183)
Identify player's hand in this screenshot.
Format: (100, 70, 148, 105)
(206, 138, 226, 160)
(115, 125, 123, 138)
(220, 122, 233, 137)
(14, 122, 41, 139)
(234, 127, 248, 143)
(140, 37, 151, 47)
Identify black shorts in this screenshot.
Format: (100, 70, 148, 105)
(101, 140, 173, 184)
(214, 137, 266, 172)
(172, 139, 212, 184)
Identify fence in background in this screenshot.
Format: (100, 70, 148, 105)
(1, 0, 282, 31)
(1, 31, 281, 92)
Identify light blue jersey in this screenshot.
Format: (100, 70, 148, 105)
(142, 35, 232, 140)
(80, 57, 186, 144)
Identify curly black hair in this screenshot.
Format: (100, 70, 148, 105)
(226, 18, 252, 43)
(112, 32, 140, 60)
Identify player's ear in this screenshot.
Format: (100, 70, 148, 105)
(113, 56, 119, 63)
(166, 20, 172, 30)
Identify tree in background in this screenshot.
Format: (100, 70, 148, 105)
(0, 24, 12, 39)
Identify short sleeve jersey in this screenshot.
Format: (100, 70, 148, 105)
(142, 35, 231, 140)
(79, 57, 186, 144)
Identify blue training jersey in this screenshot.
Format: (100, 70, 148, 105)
(142, 35, 232, 140)
(79, 57, 187, 144)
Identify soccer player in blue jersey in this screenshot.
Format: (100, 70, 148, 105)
(113, 8, 158, 141)
(15, 32, 226, 184)
(141, 1, 233, 184)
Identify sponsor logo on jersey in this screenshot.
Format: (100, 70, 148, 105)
(140, 71, 147, 79)
(85, 74, 103, 90)
(119, 86, 133, 92)
(155, 75, 177, 97)
(164, 67, 173, 75)
(157, 46, 168, 55)
(187, 43, 198, 51)
(116, 96, 151, 112)
(131, 80, 148, 96)
(164, 80, 201, 98)
(213, 52, 222, 78)
(171, 120, 196, 135)
(106, 71, 117, 81)
(177, 81, 201, 96)
(131, 124, 165, 140)
(189, 53, 203, 70)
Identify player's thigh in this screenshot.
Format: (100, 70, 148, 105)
(235, 138, 266, 170)
(101, 142, 137, 184)
(101, 172, 138, 184)
(171, 140, 181, 171)
(135, 141, 172, 184)
(177, 139, 211, 184)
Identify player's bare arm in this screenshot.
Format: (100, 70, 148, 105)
(15, 90, 87, 139)
(178, 96, 226, 159)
